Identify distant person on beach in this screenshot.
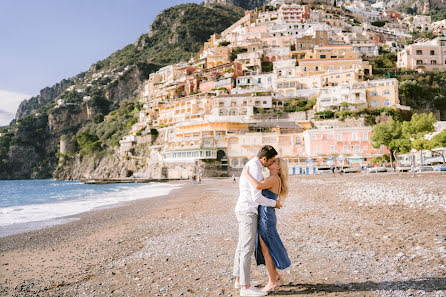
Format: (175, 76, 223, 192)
(232, 174, 236, 183)
(233, 145, 282, 297)
(243, 157, 291, 293)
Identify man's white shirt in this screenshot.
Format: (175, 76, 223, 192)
(235, 157, 276, 214)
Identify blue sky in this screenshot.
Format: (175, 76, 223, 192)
(0, 0, 201, 125)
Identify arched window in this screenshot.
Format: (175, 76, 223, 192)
(219, 109, 228, 116)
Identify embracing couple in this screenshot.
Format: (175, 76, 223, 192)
(233, 145, 291, 296)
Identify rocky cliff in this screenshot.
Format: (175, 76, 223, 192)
(15, 76, 80, 120)
(204, 0, 267, 9)
(387, 0, 446, 15)
(0, 3, 244, 180)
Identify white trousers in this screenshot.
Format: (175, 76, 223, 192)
(233, 212, 258, 286)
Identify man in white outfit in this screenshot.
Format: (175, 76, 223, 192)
(233, 145, 282, 296)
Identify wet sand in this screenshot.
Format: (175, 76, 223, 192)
(1, 174, 445, 296)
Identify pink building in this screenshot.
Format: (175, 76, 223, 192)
(397, 37, 446, 72)
(303, 127, 388, 166)
(279, 4, 311, 23)
(199, 80, 215, 94)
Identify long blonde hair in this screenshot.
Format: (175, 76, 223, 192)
(278, 158, 289, 203)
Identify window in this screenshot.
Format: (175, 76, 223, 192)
(370, 100, 378, 107)
(337, 133, 343, 141)
(383, 100, 391, 106)
(430, 50, 435, 55)
(352, 133, 358, 141)
(258, 78, 262, 83)
(370, 91, 378, 97)
(355, 145, 360, 153)
(416, 50, 422, 55)
(330, 145, 336, 154)
(343, 145, 349, 153)
(431, 60, 437, 65)
(316, 145, 322, 154)
(383, 90, 391, 95)
(363, 145, 368, 151)
(416, 60, 423, 65)
(320, 54, 326, 58)
(315, 66, 319, 71)
(304, 67, 307, 72)
(363, 132, 368, 141)
(231, 159, 239, 167)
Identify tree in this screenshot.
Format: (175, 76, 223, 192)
(402, 113, 436, 166)
(428, 129, 446, 164)
(401, 113, 436, 140)
(430, 129, 446, 148)
(372, 119, 403, 168)
(371, 20, 386, 27)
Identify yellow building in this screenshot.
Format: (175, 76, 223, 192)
(206, 46, 232, 69)
(165, 121, 249, 162)
(155, 95, 213, 127)
(365, 78, 399, 108)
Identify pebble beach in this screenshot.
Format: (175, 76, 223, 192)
(1, 173, 445, 296)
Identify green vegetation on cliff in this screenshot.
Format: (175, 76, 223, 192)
(94, 4, 244, 71)
(426, 8, 446, 22)
(76, 100, 141, 155)
(399, 72, 446, 119)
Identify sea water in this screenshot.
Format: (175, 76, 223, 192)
(0, 180, 181, 237)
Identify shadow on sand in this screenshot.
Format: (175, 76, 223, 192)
(271, 278, 446, 295)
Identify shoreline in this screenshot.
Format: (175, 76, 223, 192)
(0, 180, 183, 238)
(0, 180, 190, 251)
(1, 175, 445, 296)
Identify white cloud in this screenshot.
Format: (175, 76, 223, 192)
(0, 110, 15, 126)
(0, 90, 31, 125)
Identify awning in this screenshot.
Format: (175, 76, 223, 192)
(305, 158, 314, 162)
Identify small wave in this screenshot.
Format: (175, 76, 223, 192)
(0, 183, 182, 227)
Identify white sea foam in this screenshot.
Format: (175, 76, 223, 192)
(0, 183, 182, 227)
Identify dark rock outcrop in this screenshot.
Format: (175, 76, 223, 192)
(204, 0, 267, 10)
(15, 73, 86, 120)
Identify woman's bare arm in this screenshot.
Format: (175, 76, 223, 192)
(243, 165, 275, 190)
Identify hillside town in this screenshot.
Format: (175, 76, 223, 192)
(116, 0, 446, 178)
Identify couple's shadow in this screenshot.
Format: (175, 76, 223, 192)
(268, 278, 446, 295)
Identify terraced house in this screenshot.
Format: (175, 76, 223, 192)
(118, 0, 422, 177)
